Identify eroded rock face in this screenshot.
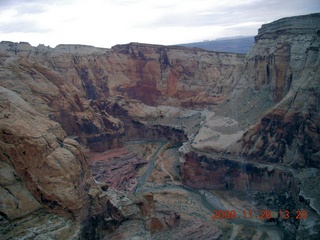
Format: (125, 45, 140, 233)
(178, 13, 320, 238)
(181, 151, 298, 193)
(0, 86, 123, 238)
(228, 13, 320, 167)
(0, 161, 41, 220)
(105, 191, 219, 240)
(0, 40, 244, 152)
(88, 148, 147, 192)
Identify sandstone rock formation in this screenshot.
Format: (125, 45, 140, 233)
(88, 148, 147, 192)
(231, 13, 320, 167)
(0, 86, 123, 239)
(0, 13, 319, 239)
(0, 40, 244, 152)
(179, 13, 320, 239)
(181, 12, 320, 187)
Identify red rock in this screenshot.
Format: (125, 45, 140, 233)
(88, 148, 147, 192)
(147, 217, 164, 234)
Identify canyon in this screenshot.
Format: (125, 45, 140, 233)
(0, 13, 320, 239)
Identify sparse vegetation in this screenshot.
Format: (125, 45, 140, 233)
(236, 226, 257, 240)
(261, 231, 269, 240)
(220, 225, 233, 239)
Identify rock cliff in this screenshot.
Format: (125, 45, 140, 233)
(0, 13, 319, 239)
(0, 38, 243, 238)
(230, 13, 320, 167)
(0, 86, 123, 239)
(179, 13, 320, 238)
(0, 41, 244, 151)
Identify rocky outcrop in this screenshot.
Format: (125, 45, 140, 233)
(0, 86, 123, 238)
(104, 191, 178, 239)
(88, 148, 147, 192)
(105, 190, 221, 239)
(228, 13, 320, 167)
(181, 151, 297, 192)
(111, 43, 245, 105)
(0, 209, 79, 239)
(0, 161, 41, 221)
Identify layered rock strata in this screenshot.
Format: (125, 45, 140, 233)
(231, 13, 320, 167)
(0, 87, 123, 239)
(88, 148, 147, 192)
(178, 13, 320, 238)
(0, 37, 243, 238)
(0, 40, 244, 152)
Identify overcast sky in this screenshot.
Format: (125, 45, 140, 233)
(0, 0, 319, 48)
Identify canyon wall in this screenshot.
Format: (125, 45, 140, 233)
(0, 86, 124, 239)
(178, 14, 320, 238)
(0, 33, 244, 238)
(179, 13, 320, 203)
(0, 41, 244, 152)
(231, 13, 320, 167)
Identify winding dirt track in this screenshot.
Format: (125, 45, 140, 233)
(135, 141, 167, 191)
(134, 141, 284, 239)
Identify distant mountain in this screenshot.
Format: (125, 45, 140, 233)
(177, 36, 255, 54)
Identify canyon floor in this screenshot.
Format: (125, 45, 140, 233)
(84, 140, 286, 240)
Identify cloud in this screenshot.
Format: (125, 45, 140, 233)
(0, 1, 52, 33)
(0, 20, 49, 33)
(0, 0, 319, 48)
